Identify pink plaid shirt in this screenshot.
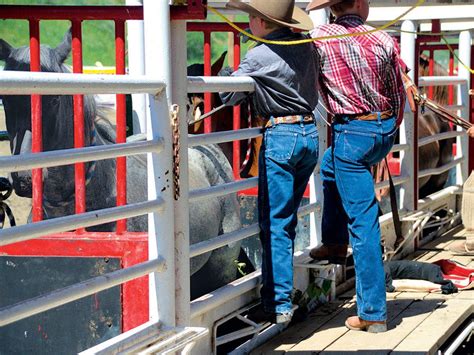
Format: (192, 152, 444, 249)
(310, 15, 406, 124)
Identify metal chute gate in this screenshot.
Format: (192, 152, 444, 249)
(0, 1, 472, 354)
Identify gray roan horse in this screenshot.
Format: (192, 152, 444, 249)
(0, 30, 243, 299)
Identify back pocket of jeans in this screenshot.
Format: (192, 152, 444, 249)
(341, 130, 376, 162)
(265, 130, 298, 162)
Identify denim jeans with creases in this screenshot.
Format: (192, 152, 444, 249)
(258, 122, 319, 314)
(321, 114, 398, 321)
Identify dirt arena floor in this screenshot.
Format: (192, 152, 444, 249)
(0, 106, 116, 227)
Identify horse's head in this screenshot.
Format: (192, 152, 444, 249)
(0, 29, 94, 198)
(186, 51, 227, 130)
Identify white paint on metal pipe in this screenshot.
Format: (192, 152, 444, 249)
(0, 71, 165, 95)
(0, 199, 164, 247)
(143, 0, 176, 328)
(188, 127, 262, 147)
(0, 139, 163, 173)
(0, 258, 166, 327)
(188, 76, 255, 93)
(189, 177, 258, 202)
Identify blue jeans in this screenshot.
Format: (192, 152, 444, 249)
(321, 114, 397, 321)
(258, 122, 319, 314)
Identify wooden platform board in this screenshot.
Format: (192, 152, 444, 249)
(251, 227, 474, 355)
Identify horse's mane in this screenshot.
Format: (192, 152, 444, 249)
(8, 46, 70, 74)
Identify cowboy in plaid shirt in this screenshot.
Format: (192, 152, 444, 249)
(307, 0, 406, 333)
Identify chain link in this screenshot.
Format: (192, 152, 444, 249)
(171, 104, 181, 200)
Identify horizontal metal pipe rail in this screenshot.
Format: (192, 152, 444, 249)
(0, 140, 162, 173)
(419, 130, 463, 147)
(418, 157, 464, 178)
(189, 177, 258, 202)
(0, 257, 166, 327)
(191, 224, 260, 258)
(80, 320, 163, 355)
(191, 270, 261, 318)
(188, 76, 255, 93)
(190, 201, 319, 258)
(0, 199, 164, 247)
(188, 128, 262, 147)
(418, 76, 467, 87)
(391, 143, 410, 153)
(375, 175, 411, 190)
(0, 71, 165, 95)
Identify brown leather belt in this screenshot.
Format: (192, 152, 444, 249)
(264, 114, 314, 128)
(336, 110, 393, 121)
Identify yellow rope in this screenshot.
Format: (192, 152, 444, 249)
(206, 0, 426, 45)
(441, 36, 474, 75)
(378, 26, 474, 74)
(207, 1, 473, 74)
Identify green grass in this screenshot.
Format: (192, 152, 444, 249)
(0, 1, 251, 68)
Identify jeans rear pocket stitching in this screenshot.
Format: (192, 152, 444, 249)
(265, 131, 298, 162)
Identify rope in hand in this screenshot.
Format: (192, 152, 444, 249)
(0, 177, 16, 228)
(206, 0, 426, 45)
(403, 72, 472, 130)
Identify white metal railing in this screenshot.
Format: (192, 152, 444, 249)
(187, 75, 255, 93)
(189, 177, 257, 201)
(0, 140, 162, 173)
(418, 75, 467, 87)
(0, 258, 166, 327)
(0, 200, 164, 247)
(188, 127, 261, 146)
(0, 2, 203, 353)
(0, 9, 470, 355)
(419, 130, 463, 147)
(79, 321, 208, 355)
(0, 71, 166, 95)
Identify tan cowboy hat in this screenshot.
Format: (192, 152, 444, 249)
(306, 0, 343, 12)
(226, 0, 314, 32)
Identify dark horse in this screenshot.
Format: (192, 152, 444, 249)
(417, 54, 455, 198)
(0, 30, 244, 298)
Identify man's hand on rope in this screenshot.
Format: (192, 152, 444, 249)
(468, 126, 474, 138)
(402, 72, 472, 130)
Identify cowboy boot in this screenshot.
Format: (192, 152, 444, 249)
(309, 244, 348, 265)
(345, 316, 387, 333)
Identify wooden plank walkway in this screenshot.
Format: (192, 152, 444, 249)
(252, 227, 474, 354)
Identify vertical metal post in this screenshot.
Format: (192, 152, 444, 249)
(126, 0, 147, 134)
(457, 30, 472, 182)
(400, 20, 418, 211)
(470, 45, 474, 174)
(308, 9, 328, 246)
(171, 20, 191, 327)
(29, 20, 43, 223)
(143, 0, 175, 327)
